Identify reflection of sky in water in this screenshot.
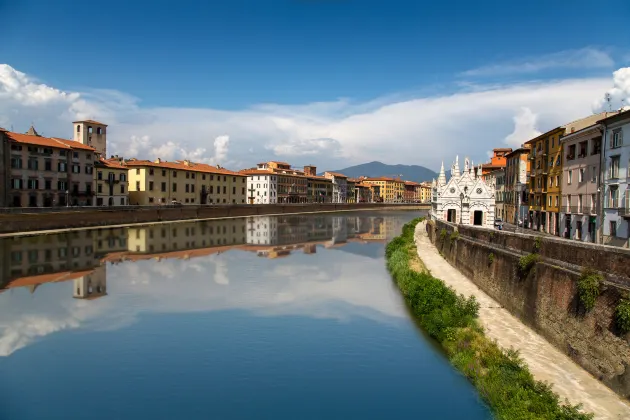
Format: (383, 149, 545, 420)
(0, 212, 491, 419)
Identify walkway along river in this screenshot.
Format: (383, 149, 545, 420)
(412, 219, 630, 419)
(0, 211, 492, 420)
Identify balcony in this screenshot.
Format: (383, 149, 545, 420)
(619, 196, 630, 218)
(565, 206, 592, 215)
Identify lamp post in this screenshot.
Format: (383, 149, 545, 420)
(65, 190, 69, 207)
(460, 192, 464, 224)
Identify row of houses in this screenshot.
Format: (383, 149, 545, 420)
(480, 109, 630, 247)
(0, 120, 433, 207)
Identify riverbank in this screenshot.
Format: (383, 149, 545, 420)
(386, 218, 597, 419)
(0, 203, 428, 237)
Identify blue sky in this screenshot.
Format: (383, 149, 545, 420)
(1, 0, 629, 171)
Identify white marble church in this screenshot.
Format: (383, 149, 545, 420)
(430, 156, 495, 228)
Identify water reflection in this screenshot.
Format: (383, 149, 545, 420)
(0, 214, 407, 356)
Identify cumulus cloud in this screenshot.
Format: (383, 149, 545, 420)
(0, 62, 626, 171)
(462, 48, 615, 77)
(504, 107, 542, 148)
(592, 67, 630, 112)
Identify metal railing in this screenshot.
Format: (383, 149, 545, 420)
(564, 206, 594, 215)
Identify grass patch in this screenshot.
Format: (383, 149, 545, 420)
(577, 269, 602, 312)
(386, 218, 592, 420)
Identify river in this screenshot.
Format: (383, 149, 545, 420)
(0, 211, 491, 420)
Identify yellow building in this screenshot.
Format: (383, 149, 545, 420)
(126, 158, 247, 205)
(362, 177, 405, 202)
(94, 157, 129, 206)
(419, 182, 432, 203)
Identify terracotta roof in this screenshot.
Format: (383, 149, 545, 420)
(493, 148, 513, 152)
(6, 131, 72, 149)
(125, 159, 243, 176)
(73, 119, 108, 126)
(363, 177, 395, 181)
(324, 171, 347, 178)
(96, 158, 126, 170)
(52, 138, 97, 151)
(5, 269, 93, 289)
(307, 175, 331, 181)
(268, 161, 290, 165)
(404, 181, 421, 185)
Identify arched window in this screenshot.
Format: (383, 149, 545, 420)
(76, 125, 81, 133)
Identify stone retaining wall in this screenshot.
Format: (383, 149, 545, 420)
(0, 203, 427, 234)
(426, 219, 630, 400)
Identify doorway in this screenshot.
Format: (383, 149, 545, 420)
(447, 209, 456, 222)
(473, 210, 483, 226)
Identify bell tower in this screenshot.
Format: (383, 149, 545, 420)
(73, 119, 107, 157)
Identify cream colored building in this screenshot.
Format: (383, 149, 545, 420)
(73, 120, 108, 157)
(126, 159, 247, 205)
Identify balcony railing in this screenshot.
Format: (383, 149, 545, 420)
(565, 206, 594, 215)
(619, 196, 630, 218)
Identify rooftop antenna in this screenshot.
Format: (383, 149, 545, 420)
(605, 93, 612, 112)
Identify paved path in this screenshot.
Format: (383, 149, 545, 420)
(414, 220, 630, 419)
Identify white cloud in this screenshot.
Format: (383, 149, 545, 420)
(462, 48, 615, 77)
(592, 67, 630, 112)
(0, 62, 625, 171)
(504, 107, 542, 148)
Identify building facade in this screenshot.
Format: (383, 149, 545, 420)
(599, 110, 630, 247)
(361, 177, 404, 202)
(0, 127, 9, 207)
(73, 120, 108, 157)
(243, 170, 278, 204)
(324, 172, 348, 203)
(94, 157, 129, 206)
(305, 166, 332, 203)
(559, 124, 602, 242)
(431, 157, 495, 228)
(504, 147, 530, 226)
(5, 127, 97, 207)
(127, 159, 247, 205)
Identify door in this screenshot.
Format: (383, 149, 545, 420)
(447, 209, 456, 222)
(473, 210, 483, 226)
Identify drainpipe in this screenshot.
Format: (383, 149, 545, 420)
(598, 123, 606, 244)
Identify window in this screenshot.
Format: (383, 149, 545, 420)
(60, 150, 67, 157)
(72, 165, 80, 173)
(548, 196, 552, 207)
(173, 171, 177, 178)
(77, 125, 81, 133)
(136, 181, 140, 190)
(578, 195, 583, 212)
(568, 170, 573, 184)
(149, 197, 154, 203)
(162, 170, 166, 176)
(591, 137, 602, 155)
(73, 152, 79, 159)
(566, 195, 571, 212)
(223, 186, 226, 194)
(202, 174, 206, 180)
(191, 184, 195, 193)
(209, 186, 214, 194)
(612, 129, 623, 148)
(609, 187, 619, 208)
(232, 186, 236, 194)
(578, 168, 585, 183)
(610, 156, 620, 179)
(149, 181, 154, 191)
(161, 182, 166, 192)
(97, 171, 103, 180)
(86, 153, 92, 160)
(173, 183, 177, 192)
(556, 175, 560, 187)
(58, 181, 67, 191)
(98, 184, 103, 193)
(120, 173, 126, 181)
(185, 184, 190, 193)
(610, 221, 617, 237)
(576, 221, 582, 240)
(44, 160, 52, 171)
(45, 180, 51, 190)
(27, 158, 38, 170)
(11, 178, 23, 189)
(85, 165, 93, 174)
(120, 185, 125, 194)
(555, 196, 558, 207)
(186, 172, 190, 179)
(591, 166, 597, 183)
(10, 156, 22, 169)
(88, 126, 93, 134)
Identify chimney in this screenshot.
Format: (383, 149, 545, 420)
(154, 158, 161, 164)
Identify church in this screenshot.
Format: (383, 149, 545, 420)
(430, 156, 495, 228)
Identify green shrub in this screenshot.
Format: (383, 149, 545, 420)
(488, 253, 495, 265)
(615, 296, 630, 334)
(440, 228, 447, 241)
(386, 219, 592, 420)
(577, 269, 602, 312)
(517, 253, 538, 278)
(450, 230, 460, 242)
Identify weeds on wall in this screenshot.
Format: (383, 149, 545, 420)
(615, 296, 630, 334)
(533, 236, 542, 253)
(488, 253, 495, 265)
(577, 269, 602, 312)
(386, 219, 592, 420)
(517, 254, 539, 279)
(440, 228, 448, 241)
(450, 230, 460, 242)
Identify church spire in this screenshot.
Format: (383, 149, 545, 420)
(438, 161, 446, 186)
(26, 125, 40, 137)
(452, 155, 460, 178)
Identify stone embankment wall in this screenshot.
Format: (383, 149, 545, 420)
(0, 203, 428, 235)
(427, 219, 630, 400)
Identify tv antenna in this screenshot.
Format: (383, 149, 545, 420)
(605, 93, 612, 112)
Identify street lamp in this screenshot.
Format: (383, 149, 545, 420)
(460, 192, 464, 224)
(65, 190, 69, 207)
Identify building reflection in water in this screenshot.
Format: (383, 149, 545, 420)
(0, 214, 404, 297)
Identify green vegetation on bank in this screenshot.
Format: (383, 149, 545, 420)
(577, 269, 602, 312)
(385, 218, 593, 420)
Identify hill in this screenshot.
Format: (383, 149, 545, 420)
(322, 161, 438, 183)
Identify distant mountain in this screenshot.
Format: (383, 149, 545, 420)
(321, 161, 438, 183)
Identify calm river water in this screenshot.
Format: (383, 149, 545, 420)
(0, 211, 491, 420)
